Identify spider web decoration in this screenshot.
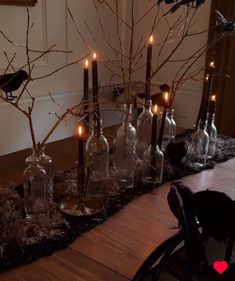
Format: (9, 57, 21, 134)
(157, 0, 206, 14)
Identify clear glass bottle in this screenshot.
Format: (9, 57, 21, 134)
(169, 108, 176, 142)
(26, 145, 53, 201)
(158, 109, 171, 151)
(86, 117, 110, 181)
(142, 145, 164, 185)
(114, 104, 137, 188)
(24, 149, 49, 222)
(206, 113, 217, 159)
(136, 100, 153, 158)
(187, 120, 209, 168)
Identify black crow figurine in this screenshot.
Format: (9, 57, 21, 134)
(0, 70, 29, 101)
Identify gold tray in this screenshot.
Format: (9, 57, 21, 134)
(58, 196, 104, 217)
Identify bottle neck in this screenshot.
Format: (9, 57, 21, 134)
(93, 118, 103, 137)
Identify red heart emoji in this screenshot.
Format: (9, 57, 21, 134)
(213, 261, 228, 274)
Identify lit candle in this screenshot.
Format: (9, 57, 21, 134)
(78, 125, 84, 165)
(151, 104, 158, 147)
(92, 52, 101, 121)
(164, 91, 169, 109)
(208, 94, 216, 115)
(84, 59, 89, 125)
(145, 35, 153, 105)
(150, 104, 158, 179)
(203, 61, 215, 120)
(158, 95, 167, 150)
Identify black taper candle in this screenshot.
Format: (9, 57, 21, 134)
(92, 53, 101, 134)
(78, 126, 84, 165)
(83, 60, 89, 125)
(145, 36, 153, 106)
(197, 61, 215, 126)
(151, 105, 158, 147)
(158, 109, 166, 150)
(150, 105, 158, 179)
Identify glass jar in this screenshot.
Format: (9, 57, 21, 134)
(169, 108, 176, 142)
(24, 149, 49, 222)
(206, 113, 217, 159)
(114, 104, 137, 188)
(142, 145, 164, 185)
(186, 120, 209, 168)
(136, 100, 153, 158)
(86, 118, 110, 181)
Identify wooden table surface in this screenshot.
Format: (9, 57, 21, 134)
(0, 135, 234, 281)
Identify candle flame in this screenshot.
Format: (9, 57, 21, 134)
(211, 95, 216, 102)
(153, 104, 158, 114)
(205, 74, 209, 82)
(93, 53, 97, 59)
(149, 35, 153, 44)
(78, 126, 83, 137)
(164, 91, 169, 102)
(209, 61, 215, 68)
(85, 59, 89, 68)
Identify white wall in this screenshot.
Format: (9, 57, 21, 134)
(126, 0, 212, 129)
(0, 0, 125, 155)
(0, 0, 211, 155)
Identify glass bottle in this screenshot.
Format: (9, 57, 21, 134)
(187, 120, 209, 168)
(136, 100, 153, 158)
(169, 108, 176, 142)
(114, 104, 137, 188)
(206, 113, 217, 159)
(24, 149, 49, 222)
(142, 145, 164, 185)
(158, 109, 171, 151)
(86, 117, 110, 181)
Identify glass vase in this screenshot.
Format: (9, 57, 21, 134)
(86, 118, 110, 181)
(136, 100, 153, 158)
(186, 120, 209, 168)
(24, 148, 49, 222)
(142, 145, 164, 185)
(114, 104, 137, 188)
(206, 113, 217, 159)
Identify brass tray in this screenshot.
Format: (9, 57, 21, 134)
(58, 196, 104, 217)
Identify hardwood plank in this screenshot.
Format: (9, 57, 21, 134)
(71, 194, 177, 279)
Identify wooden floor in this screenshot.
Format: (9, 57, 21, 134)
(0, 136, 234, 281)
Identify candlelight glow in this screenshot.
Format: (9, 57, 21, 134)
(164, 91, 169, 102)
(211, 95, 216, 102)
(93, 53, 97, 59)
(85, 59, 89, 68)
(149, 35, 153, 44)
(153, 104, 158, 114)
(205, 74, 209, 82)
(78, 126, 83, 137)
(209, 61, 215, 68)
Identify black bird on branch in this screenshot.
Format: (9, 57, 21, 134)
(0, 70, 29, 101)
(157, 0, 205, 14)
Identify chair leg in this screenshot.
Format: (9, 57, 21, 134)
(225, 240, 234, 264)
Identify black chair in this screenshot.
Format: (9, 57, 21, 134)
(132, 184, 235, 281)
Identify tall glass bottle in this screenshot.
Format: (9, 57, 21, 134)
(206, 113, 217, 158)
(142, 144, 164, 185)
(158, 109, 171, 151)
(86, 117, 110, 181)
(187, 120, 209, 168)
(169, 109, 176, 142)
(114, 104, 136, 188)
(24, 149, 49, 222)
(136, 100, 153, 158)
